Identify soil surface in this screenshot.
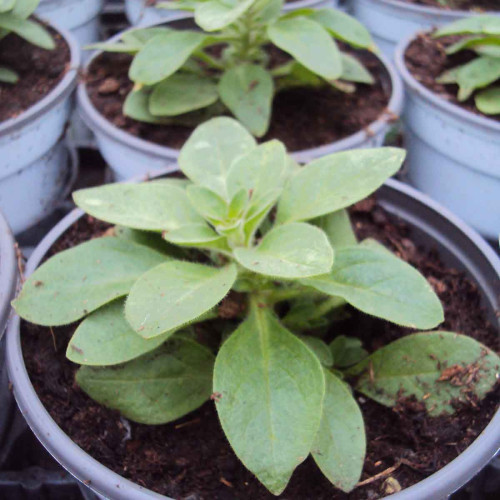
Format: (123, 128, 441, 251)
(85, 46, 391, 152)
(20, 199, 499, 499)
(0, 25, 70, 123)
(405, 32, 500, 121)
(399, 0, 499, 11)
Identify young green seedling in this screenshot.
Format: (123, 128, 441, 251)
(434, 15, 500, 115)
(88, 0, 375, 136)
(14, 117, 499, 495)
(0, 0, 54, 84)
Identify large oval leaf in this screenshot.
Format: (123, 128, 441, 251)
(276, 148, 405, 224)
(435, 15, 500, 37)
(67, 300, 174, 366)
(234, 222, 334, 279)
(0, 13, 54, 49)
(213, 306, 325, 495)
(76, 337, 214, 424)
(194, 0, 255, 32)
(349, 331, 500, 416)
(13, 237, 166, 326)
(268, 17, 342, 80)
(73, 183, 204, 232)
(301, 242, 444, 329)
(476, 86, 500, 114)
(163, 224, 231, 253)
(125, 262, 237, 338)
(312, 370, 365, 492)
(218, 64, 274, 137)
(179, 117, 257, 199)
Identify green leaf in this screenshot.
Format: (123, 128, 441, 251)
(268, 17, 342, 80)
(195, 0, 255, 32)
(312, 371, 365, 492)
(0, 66, 17, 83)
(242, 188, 282, 243)
(125, 262, 237, 338)
(13, 237, 166, 326)
(218, 64, 274, 137)
(0, 14, 54, 49)
(122, 27, 171, 45)
(67, 299, 176, 366)
(302, 243, 444, 329)
(86, 41, 142, 54)
(311, 210, 357, 249)
(129, 31, 206, 85)
(445, 35, 500, 55)
(228, 188, 248, 218)
(276, 148, 405, 224)
(308, 9, 373, 49)
(213, 305, 325, 495)
(234, 222, 334, 279)
(476, 86, 500, 114)
(350, 331, 500, 416)
(330, 335, 368, 368)
(123, 88, 171, 124)
(150, 73, 218, 117)
(456, 56, 500, 101)
(340, 53, 374, 84)
(73, 183, 204, 232)
(163, 224, 231, 253)
(434, 15, 500, 37)
(178, 117, 257, 199)
(436, 66, 460, 84)
(254, 0, 283, 24)
(12, 0, 38, 18)
(0, 1, 15, 13)
(297, 335, 333, 367)
(76, 337, 214, 424)
(186, 185, 228, 221)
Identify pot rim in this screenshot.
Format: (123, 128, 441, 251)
(6, 173, 500, 500)
(354, 0, 487, 17)
(0, 20, 80, 137)
(77, 13, 403, 162)
(0, 209, 17, 340)
(394, 32, 500, 133)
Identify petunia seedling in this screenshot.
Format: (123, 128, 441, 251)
(14, 117, 500, 495)
(88, 0, 375, 136)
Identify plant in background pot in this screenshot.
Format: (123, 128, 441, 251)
(11, 118, 500, 498)
(395, 15, 500, 240)
(0, 0, 79, 235)
(349, 0, 500, 59)
(78, 2, 402, 181)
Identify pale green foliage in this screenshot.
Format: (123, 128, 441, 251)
(14, 118, 499, 495)
(0, 0, 54, 84)
(88, 0, 375, 136)
(434, 16, 500, 115)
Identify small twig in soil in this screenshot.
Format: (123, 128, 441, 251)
(14, 242, 25, 283)
(175, 418, 201, 430)
(220, 477, 234, 488)
(49, 327, 57, 351)
(356, 461, 401, 488)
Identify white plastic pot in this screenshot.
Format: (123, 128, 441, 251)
(395, 34, 500, 241)
(78, 15, 403, 181)
(349, 0, 500, 59)
(125, 0, 339, 27)
(0, 25, 80, 235)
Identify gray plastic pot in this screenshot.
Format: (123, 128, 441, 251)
(78, 14, 403, 181)
(0, 23, 80, 235)
(394, 34, 500, 241)
(0, 208, 17, 450)
(349, 0, 500, 58)
(6, 175, 500, 500)
(125, 0, 339, 27)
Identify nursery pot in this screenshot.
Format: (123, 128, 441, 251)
(349, 0, 500, 59)
(394, 34, 500, 241)
(0, 24, 80, 235)
(0, 209, 17, 450)
(78, 14, 403, 181)
(5, 175, 500, 500)
(125, 0, 339, 27)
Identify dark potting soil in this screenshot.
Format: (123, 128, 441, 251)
(0, 25, 70, 124)
(20, 199, 499, 499)
(404, 32, 500, 122)
(399, 0, 500, 11)
(84, 47, 391, 152)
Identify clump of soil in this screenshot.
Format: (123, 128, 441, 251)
(20, 199, 499, 499)
(85, 45, 391, 152)
(404, 32, 500, 121)
(0, 25, 70, 123)
(400, 0, 499, 11)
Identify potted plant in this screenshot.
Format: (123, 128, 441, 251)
(7, 118, 500, 499)
(395, 15, 500, 240)
(0, 0, 80, 235)
(78, 1, 402, 181)
(125, 0, 340, 27)
(349, 0, 500, 58)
